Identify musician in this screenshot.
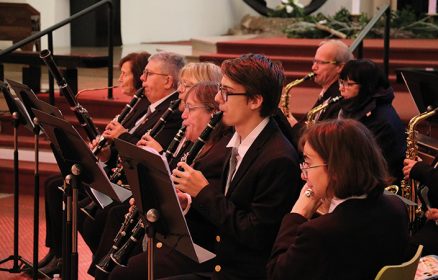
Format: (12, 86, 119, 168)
(89, 63, 223, 278)
(338, 59, 406, 184)
(92, 82, 231, 280)
(169, 54, 302, 279)
(267, 119, 410, 280)
(38, 51, 151, 276)
(81, 51, 185, 254)
(137, 61, 222, 154)
(98, 51, 185, 157)
(404, 158, 438, 255)
(287, 39, 353, 146)
(118, 52, 150, 96)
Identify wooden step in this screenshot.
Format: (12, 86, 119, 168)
(212, 38, 438, 61)
(0, 159, 60, 194)
(0, 113, 111, 139)
(0, 134, 52, 150)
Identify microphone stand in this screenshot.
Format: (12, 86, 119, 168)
(0, 112, 33, 273)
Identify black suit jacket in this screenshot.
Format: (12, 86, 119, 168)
(119, 91, 182, 146)
(411, 157, 438, 207)
(121, 96, 151, 130)
(267, 195, 410, 280)
(106, 92, 182, 169)
(192, 119, 302, 280)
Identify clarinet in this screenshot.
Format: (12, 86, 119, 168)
(110, 219, 145, 267)
(40, 49, 100, 141)
(95, 125, 187, 274)
(93, 87, 145, 155)
(95, 206, 139, 273)
(109, 98, 181, 184)
(149, 98, 181, 137)
(164, 126, 186, 161)
(105, 111, 223, 272)
(179, 111, 223, 167)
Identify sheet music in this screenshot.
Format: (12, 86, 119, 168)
(193, 243, 216, 263)
(89, 161, 132, 208)
(400, 72, 421, 115)
(121, 142, 215, 263)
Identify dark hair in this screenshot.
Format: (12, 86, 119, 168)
(185, 81, 230, 143)
(339, 59, 389, 99)
(221, 53, 284, 117)
(119, 52, 150, 90)
(299, 119, 391, 199)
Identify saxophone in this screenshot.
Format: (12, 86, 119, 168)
(280, 72, 314, 117)
(400, 106, 438, 231)
(306, 96, 343, 128)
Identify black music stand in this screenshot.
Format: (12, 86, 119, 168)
(32, 109, 131, 280)
(400, 69, 438, 116)
(114, 138, 215, 280)
(0, 81, 40, 279)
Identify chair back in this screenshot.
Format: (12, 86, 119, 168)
(375, 245, 423, 280)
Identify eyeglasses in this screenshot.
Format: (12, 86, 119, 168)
(338, 79, 359, 88)
(142, 69, 169, 78)
(177, 81, 194, 92)
(217, 84, 248, 102)
(184, 103, 209, 113)
(312, 59, 337, 65)
(299, 162, 327, 179)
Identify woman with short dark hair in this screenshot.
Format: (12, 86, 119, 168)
(338, 58, 406, 184)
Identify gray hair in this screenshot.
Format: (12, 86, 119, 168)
(319, 40, 354, 64)
(149, 51, 186, 87)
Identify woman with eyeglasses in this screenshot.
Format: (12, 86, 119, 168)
(137, 62, 222, 153)
(105, 82, 232, 280)
(338, 58, 406, 184)
(267, 119, 410, 280)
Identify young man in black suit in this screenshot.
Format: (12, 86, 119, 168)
(172, 54, 302, 279)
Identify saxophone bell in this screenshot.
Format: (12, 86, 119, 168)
(281, 72, 315, 116)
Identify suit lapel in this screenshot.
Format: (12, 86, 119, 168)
(225, 119, 276, 197)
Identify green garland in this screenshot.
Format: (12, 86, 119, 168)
(270, 2, 438, 39)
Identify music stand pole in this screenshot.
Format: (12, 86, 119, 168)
(62, 164, 80, 280)
(70, 164, 81, 280)
(32, 118, 41, 280)
(146, 209, 159, 280)
(62, 175, 72, 280)
(0, 112, 32, 273)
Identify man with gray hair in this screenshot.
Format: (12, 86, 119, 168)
(288, 40, 353, 145)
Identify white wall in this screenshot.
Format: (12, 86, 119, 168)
(121, 0, 258, 44)
(0, 0, 392, 48)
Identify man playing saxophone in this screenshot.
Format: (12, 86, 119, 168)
(285, 39, 353, 146)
